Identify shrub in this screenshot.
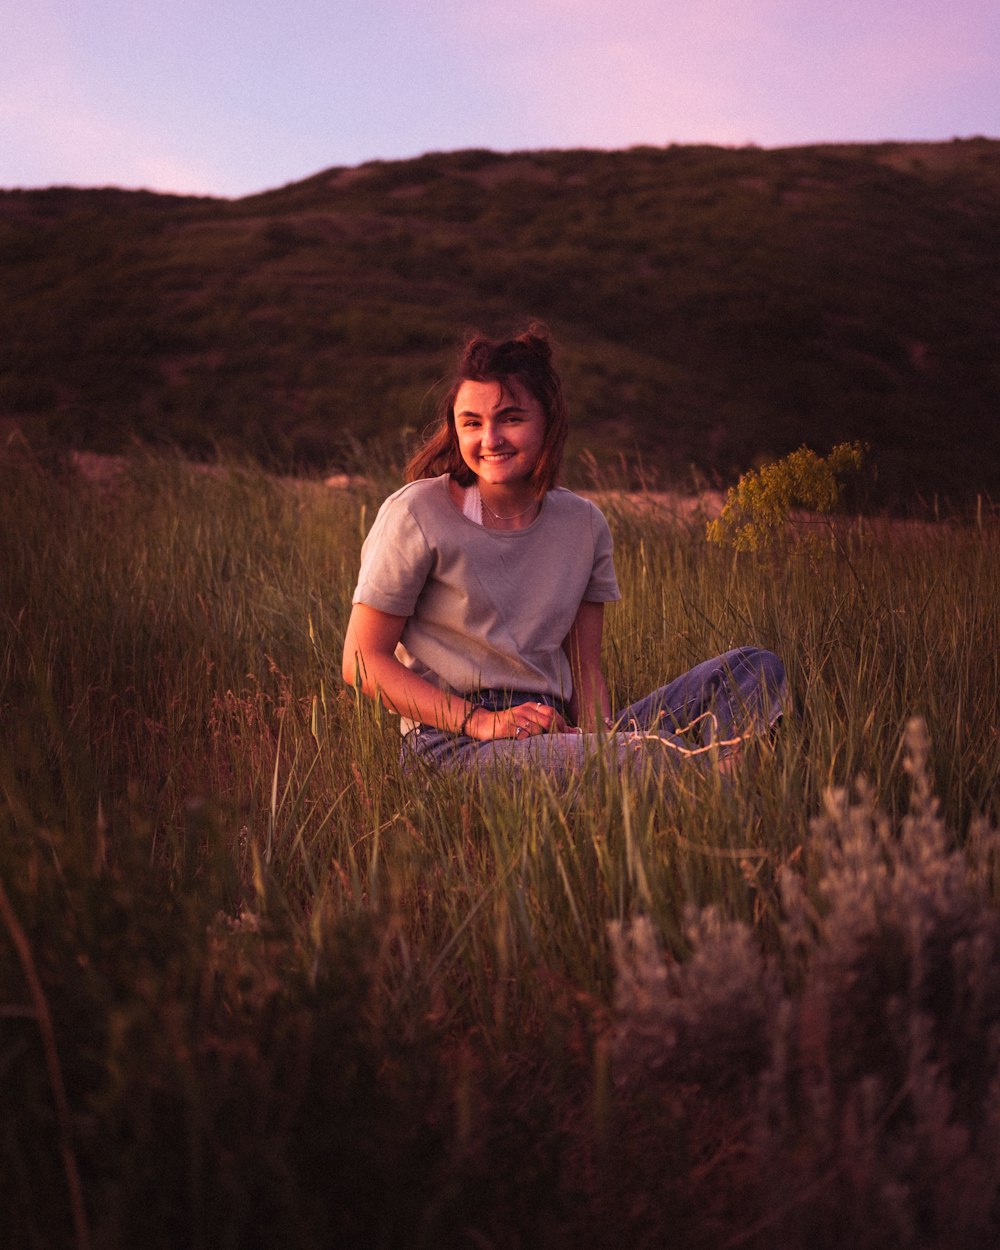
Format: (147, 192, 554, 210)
(610, 718, 1000, 1248)
(707, 442, 866, 551)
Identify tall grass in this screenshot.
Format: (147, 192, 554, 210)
(2, 448, 999, 1247)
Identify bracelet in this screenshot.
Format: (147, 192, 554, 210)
(458, 703, 481, 737)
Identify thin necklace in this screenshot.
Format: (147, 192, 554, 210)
(480, 491, 539, 522)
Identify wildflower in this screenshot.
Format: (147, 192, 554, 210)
(707, 442, 865, 551)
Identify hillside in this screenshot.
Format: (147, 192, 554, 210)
(2, 139, 999, 504)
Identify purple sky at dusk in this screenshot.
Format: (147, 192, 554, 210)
(3, 0, 998, 198)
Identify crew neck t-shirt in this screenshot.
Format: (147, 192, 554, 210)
(352, 474, 620, 705)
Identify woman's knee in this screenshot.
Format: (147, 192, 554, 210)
(727, 645, 785, 686)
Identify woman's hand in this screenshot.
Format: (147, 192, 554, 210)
(467, 701, 577, 741)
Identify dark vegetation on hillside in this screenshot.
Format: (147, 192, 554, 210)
(1, 139, 998, 504)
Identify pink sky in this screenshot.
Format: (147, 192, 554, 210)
(2, 0, 998, 197)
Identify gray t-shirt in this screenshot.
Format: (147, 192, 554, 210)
(352, 474, 620, 704)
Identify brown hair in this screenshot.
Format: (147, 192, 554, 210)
(404, 324, 569, 495)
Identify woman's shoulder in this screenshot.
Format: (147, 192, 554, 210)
(545, 488, 609, 522)
(375, 474, 450, 517)
(360, 477, 455, 569)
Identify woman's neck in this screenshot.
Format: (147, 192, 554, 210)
(477, 483, 540, 529)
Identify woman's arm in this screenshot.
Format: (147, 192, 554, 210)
(342, 602, 471, 731)
(342, 603, 568, 740)
(562, 600, 612, 731)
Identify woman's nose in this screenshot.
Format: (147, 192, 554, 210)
(482, 422, 505, 449)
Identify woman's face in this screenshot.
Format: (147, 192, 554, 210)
(453, 378, 547, 490)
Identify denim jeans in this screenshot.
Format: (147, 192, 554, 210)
(401, 646, 787, 784)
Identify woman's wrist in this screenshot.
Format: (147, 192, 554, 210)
(458, 702, 482, 738)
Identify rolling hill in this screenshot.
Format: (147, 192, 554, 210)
(2, 139, 998, 505)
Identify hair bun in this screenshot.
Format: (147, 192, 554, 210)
(514, 323, 552, 360)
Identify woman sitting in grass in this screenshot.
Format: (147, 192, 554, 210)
(342, 325, 785, 781)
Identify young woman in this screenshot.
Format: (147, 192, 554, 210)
(342, 326, 786, 781)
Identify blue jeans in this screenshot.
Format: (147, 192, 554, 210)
(401, 647, 787, 783)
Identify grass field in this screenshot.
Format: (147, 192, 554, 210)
(2, 447, 999, 1248)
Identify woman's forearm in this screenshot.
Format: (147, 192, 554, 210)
(569, 669, 612, 731)
(347, 653, 567, 740)
(563, 601, 611, 731)
(346, 648, 477, 734)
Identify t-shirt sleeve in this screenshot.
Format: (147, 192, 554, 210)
(583, 504, 621, 602)
(352, 494, 433, 616)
